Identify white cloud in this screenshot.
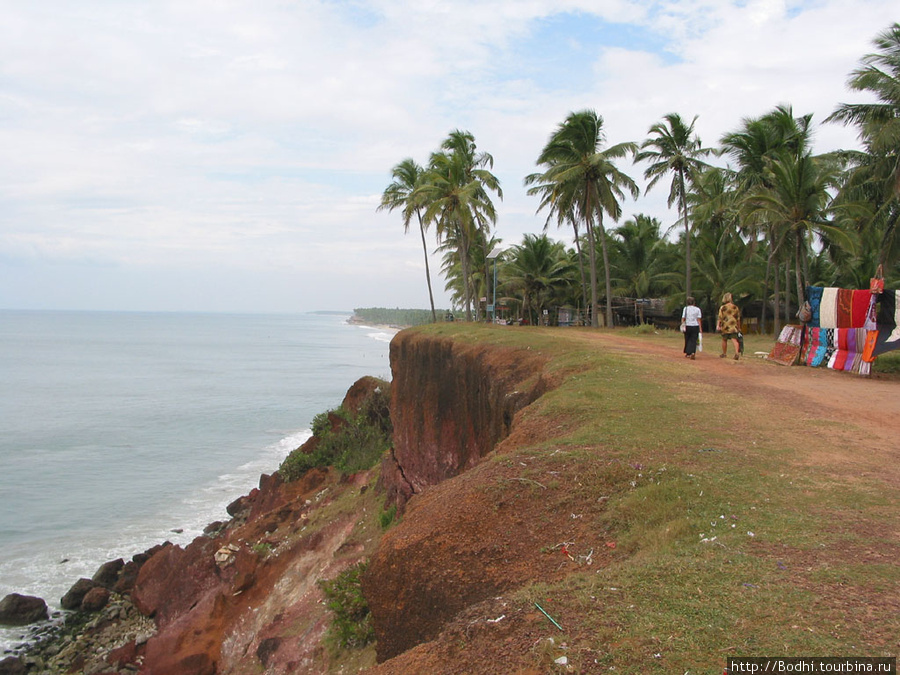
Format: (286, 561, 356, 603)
(0, 0, 895, 311)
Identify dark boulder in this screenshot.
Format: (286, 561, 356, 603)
(113, 560, 141, 594)
(226, 493, 253, 519)
(81, 586, 111, 612)
(203, 521, 226, 537)
(0, 656, 26, 675)
(61, 578, 96, 610)
(92, 558, 125, 589)
(0, 593, 48, 626)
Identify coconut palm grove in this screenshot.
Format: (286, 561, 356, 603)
(380, 23, 900, 333)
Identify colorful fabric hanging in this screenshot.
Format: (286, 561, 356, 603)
(766, 325, 804, 366)
(802, 327, 829, 367)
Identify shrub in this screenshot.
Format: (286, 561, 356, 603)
(319, 562, 374, 650)
(378, 504, 397, 530)
(278, 383, 392, 482)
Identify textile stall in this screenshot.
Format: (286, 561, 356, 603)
(766, 285, 900, 375)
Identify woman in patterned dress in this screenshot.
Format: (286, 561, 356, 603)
(717, 292, 742, 360)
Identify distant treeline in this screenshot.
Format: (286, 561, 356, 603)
(352, 308, 450, 327)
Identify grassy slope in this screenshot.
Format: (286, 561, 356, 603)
(382, 324, 898, 673)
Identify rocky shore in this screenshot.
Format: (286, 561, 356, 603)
(0, 330, 561, 674)
(1, 546, 161, 675)
(0, 376, 391, 675)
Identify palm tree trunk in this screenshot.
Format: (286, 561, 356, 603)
(479, 219, 492, 323)
(759, 252, 772, 335)
(762, 231, 773, 334)
(878, 211, 898, 268)
(417, 211, 437, 323)
(794, 231, 805, 314)
(773, 257, 781, 336)
(572, 222, 589, 319)
(458, 225, 473, 322)
(598, 216, 614, 328)
(584, 215, 600, 328)
(680, 172, 692, 299)
(784, 260, 791, 326)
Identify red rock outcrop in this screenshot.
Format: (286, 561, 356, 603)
(126, 378, 391, 675)
(366, 330, 565, 662)
(382, 330, 550, 511)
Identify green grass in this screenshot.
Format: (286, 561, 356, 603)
(405, 323, 900, 669)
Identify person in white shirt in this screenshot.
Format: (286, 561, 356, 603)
(681, 296, 703, 360)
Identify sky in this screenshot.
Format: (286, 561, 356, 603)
(1, 1, 896, 313)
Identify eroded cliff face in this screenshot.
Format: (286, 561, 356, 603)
(19, 333, 560, 674)
(381, 330, 551, 512)
(366, 329, 566, 662)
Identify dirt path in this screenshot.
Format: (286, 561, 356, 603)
(567, 330, 900, 488)
(365, 327, 900, 672)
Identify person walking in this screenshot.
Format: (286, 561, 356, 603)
(681, 296, 702, 360)
(717, 292, 742, 360)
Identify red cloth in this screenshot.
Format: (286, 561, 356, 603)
(831, 330, 849, 369)
(836, 289, 853, 328)
(850, 290, 871, 328)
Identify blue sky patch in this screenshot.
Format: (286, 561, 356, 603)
(494, 12, 679, 92)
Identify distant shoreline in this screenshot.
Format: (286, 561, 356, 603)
(346, 314, 406, 333)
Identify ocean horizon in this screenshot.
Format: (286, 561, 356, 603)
(0, 309, 393, 652)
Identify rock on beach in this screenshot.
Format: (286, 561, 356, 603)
(0, 593, 48, 626)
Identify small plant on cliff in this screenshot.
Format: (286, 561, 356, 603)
(319, 561, 375, 650)
(251, 541, 274, 558)
(279, 385, 392, 481)
(378, 503, 397, 529)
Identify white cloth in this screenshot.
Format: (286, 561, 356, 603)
(820, 287, 838, 328)
(888, 289, 900, 344)
(682, 305, 702, 327)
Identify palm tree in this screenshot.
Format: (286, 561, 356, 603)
(827, 22, 900, 270)
(720, 105, 814, 332)
(525, 110, 638, 327)
(378, 158, 437, 322)
(609, 214, 680, 300)
(437, 229, 501, 320)
(635, 113, 712, 299)
(691, 214, 764, 319)
(502, 233, 576, 325)
(441, 130, 502, 314)
(417, 131, 501, 321)
(745, 151, 851, 304)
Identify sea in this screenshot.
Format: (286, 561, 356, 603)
(0, 310, 394, 652)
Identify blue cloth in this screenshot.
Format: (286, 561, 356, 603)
(806, 286, 824, 328)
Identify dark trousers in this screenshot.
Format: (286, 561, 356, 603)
(684, 325, 700, 355)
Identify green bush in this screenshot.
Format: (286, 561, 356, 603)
(278, 383, 392, 482)
(319, 562, 374, 650)
(378, 504, 397, 530)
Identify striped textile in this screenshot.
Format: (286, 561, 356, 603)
(826, 328, 870, 375)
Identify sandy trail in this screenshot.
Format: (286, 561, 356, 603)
(567, 330, 900, 486)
